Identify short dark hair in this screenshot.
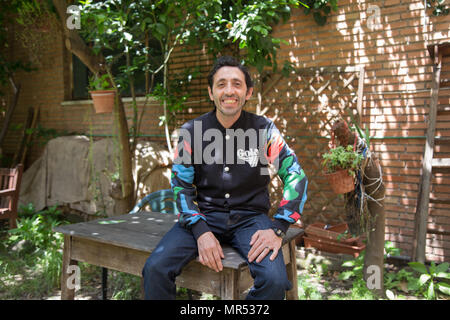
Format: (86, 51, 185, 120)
(207, 56, 254, 91)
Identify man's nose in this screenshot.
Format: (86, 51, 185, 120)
(224, 83, 234, 95)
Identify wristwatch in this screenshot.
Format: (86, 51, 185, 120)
(272, 227, 286, 238)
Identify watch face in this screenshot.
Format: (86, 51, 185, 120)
(273, 228, 283, 237)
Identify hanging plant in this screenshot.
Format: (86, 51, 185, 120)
(322, 145, 364, 177)
(88, 74, 116, 114)
(322, 145, 363, 194)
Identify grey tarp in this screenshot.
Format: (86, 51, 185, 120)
(19, 136, 172, 216)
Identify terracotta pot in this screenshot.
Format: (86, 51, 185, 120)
(323, 169, 355, 194)
(303, 221, 365, 257)
(305, 222, 353, 243)
(303, 235, 365, 257)
(89, 90, 116, 114)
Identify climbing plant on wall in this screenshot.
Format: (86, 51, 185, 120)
(302, 0, 338, 26)
(426, 0, 449, 16)
(187, 0, 338, 73)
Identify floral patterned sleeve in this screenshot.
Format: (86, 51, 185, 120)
(265, 122, 308, 232)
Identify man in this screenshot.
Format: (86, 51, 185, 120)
(142, 56, 308, 300)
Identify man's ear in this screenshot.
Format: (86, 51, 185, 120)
(208, 86, 214, 101)
(245, 87, 254, 100)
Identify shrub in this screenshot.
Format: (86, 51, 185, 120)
(7, 204, 69, 287)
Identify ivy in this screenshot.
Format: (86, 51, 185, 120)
(426, 0, 449, 16)
(303, 0, 338, 26)
(186, 0, 338, 73)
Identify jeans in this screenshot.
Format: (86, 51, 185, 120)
(142, 210, 292, 300)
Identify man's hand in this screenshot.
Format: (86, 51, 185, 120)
(197, 231, 224, 272)
(248, 229, 282, 263)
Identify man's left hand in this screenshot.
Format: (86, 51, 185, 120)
(247, 229, 282, 263)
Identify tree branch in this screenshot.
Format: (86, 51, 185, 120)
(52, 0, 105, 75)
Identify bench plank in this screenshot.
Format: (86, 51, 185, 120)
(55, 212, 304, 300)
(54, 212, 303, 269)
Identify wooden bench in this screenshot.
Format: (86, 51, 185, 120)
(54, 212, 303, 300)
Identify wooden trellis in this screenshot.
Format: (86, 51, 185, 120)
(258, 66, 366, 225)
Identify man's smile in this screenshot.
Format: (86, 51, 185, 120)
(221, 96, 238, 105)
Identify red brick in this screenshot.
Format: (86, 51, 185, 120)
(3, 0, 449, 263)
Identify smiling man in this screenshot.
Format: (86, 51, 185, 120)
(142, 56, 308, 300)
(208, 64, 254, 124)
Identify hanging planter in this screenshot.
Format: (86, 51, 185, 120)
(322, 134, 363, 194)
(88, 74, 116, 114)
(323, 168, 355, 194)
(89, 90, 116, 114)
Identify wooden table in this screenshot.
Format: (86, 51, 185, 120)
(54, 212, 303, 300)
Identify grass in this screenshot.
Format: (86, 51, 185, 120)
(0, 234, 59, 299)
(0, 206, 219, 300)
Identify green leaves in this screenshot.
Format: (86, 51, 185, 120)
(88, 74, 114, 91)
(322, 145, 363, 176)
(436, 282, 450, 296)
(407, 261, 450, 299)
(435, 262, 450, 277)
(338, 250, 365, 282)
(426, 0, 449, 16)
(191, 0, 337, 74)
(384, 241, 401, 257)
(419, 273, 432, 286)
(7, 204, 67, 253)
(303, 0, 338, 26)
(338, 242, 450, 300)
(408, 262, 428, 274)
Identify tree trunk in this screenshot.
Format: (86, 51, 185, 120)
(162, 43, 173, 155)
(361, 155, 386, 297)
(108, 93, 135, 215)
(53, 0, 134, 214)
(331, 119, 386, 297)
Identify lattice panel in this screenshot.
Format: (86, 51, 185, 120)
(262, 67, 363, 226)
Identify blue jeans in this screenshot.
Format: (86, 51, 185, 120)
(142, 210, 292, 300)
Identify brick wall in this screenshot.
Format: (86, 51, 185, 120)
(267, 0, 450, 262)
(3, 0, 449, 262)
(3, 26, 167, 167)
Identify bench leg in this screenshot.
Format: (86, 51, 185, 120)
(102, 267, 108, 300)
(220, 269, 239, 300)
(140, 277, 145, 299)
(61, 235, 78, 300)
(285, 240, 298, 300)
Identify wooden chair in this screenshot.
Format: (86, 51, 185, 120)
(0, 164, 24, 229)
(129, 189, 178, 215)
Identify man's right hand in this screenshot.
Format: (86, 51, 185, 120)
(197, 231, 224, 272)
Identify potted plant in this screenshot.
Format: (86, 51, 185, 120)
(321, 145, 363, 194)
(88, 74, 116, 114)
